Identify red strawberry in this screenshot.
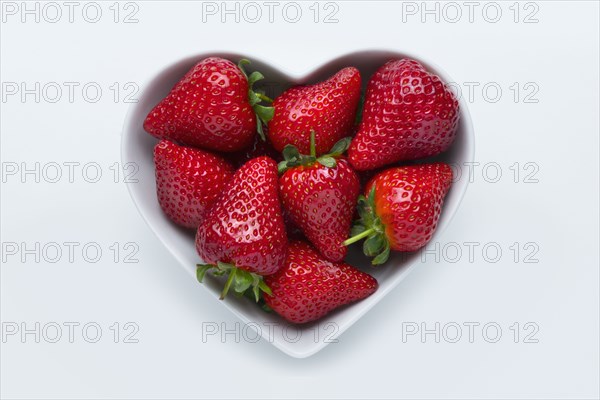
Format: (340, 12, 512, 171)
(349, 59, 459, 170)
(144, 57, 274, 152)
(344, 163, 453, 264)
(264, 241, 378, 324)
(195, 157, 287, 299)
(268, 67, 361, 156)
(278, 133, 360, 262)
(154, 140, 234, 229)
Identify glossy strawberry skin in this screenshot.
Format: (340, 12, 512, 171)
(144, 57, 256, 152)
(154, 140, 234, 229)
(349, 59, 459, 170)
(264, 241, 378, 324)
(367, 163, 453, 251)
(280, 158, 360, 262)
(268, 67, 361, 155)
(195, 157, 287, 276)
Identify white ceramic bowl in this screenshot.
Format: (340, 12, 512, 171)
(121, 51, 475, 358)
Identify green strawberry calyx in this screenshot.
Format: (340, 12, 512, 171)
(196, 261, 272, 301)
(342, 186, 391, 265)
(238, 59, 274, 142)
(277, 130, 351, 174)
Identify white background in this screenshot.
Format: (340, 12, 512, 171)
(1, 1, 599, 398)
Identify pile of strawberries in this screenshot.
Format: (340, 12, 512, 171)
(144, 56, 459, 324)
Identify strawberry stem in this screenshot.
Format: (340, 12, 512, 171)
(309, 130, 317, 158)
(257, 93, 273, 103)
(343, 228, 376, 246)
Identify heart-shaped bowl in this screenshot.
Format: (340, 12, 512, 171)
(122, 50, 474, 358)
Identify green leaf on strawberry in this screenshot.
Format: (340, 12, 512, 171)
(343, 187, 390, 265)
(278, 131, 351, 174)
(238, 59, 275, 141)
(344, 163, 454, 265)
(196, 262, 272, 301)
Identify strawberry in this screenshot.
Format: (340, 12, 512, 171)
(349, 59, 459, 170)
(278, 132, 360, 262)
(343, 163, 453, 264)
(195, 157, 287, 299)
(268, 67, 361, 156)
(264, 241, 378, 324)
(154, 140, 234, 229)
(144, 57, 274, 152)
